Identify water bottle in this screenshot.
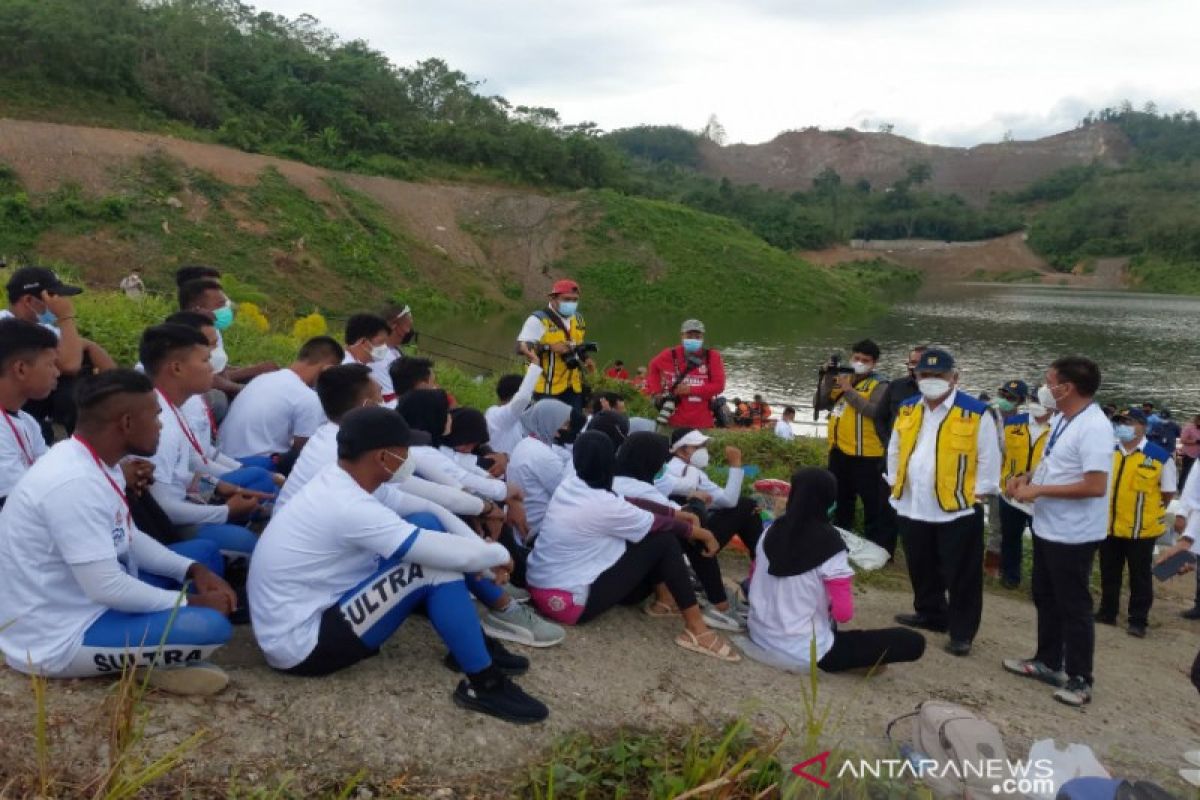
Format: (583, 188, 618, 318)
(898, 744, 929, 775)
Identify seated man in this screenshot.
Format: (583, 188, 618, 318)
(248, 407, 549, 724)
(140, 324, 272, 558)
(389, 356, 438, 403)
(218, 336, 343, 470)
(342, 313, 393, 375)
(0, 370, 237, 695)
(486, 354, 543, 457)
(0, 319, 59, 507)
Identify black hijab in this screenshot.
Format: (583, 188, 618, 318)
(445, 407, 489, 449)
(615, 432, 670, 483)
(763, 467, 847, 578)
(572, 431, 616, 492)
(397, 389, 450, 446)
(588, 411, 629, 450)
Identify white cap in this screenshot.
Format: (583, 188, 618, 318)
(670, 430, 710, 451)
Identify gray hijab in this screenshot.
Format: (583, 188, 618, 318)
(520, 399, 573, 444)
(629, 416, 657, 434)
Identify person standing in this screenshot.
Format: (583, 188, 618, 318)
(997, 388, 1052, 589)
(1004, 356, 1111, 707)
(1180, 413, 1200, 488)
(1096, 407, 1176, 638)
(517, 279, 591, 412)
(774, 407, 797, 441)
(646, 319, 725, 430)
(119, 269, 146, 299)
(986, 380, 1029, 580)
(817, 339, 891, 551)
(874, 346, 926, 557)
(886, 348, 999, 657)
(373, 302, 416, 404)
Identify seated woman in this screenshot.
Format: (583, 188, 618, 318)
(398, 390, 510, 506)
(508, 399, 574, 543)
(614, 432, 743, 631)
(741, 467, 926, 674)
(527, 432, 739, 662)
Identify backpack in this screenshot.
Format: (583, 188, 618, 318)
(887, 700, 1021, 799)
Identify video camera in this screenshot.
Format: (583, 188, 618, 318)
(813, 354, 856, 421)
(562, 341, 598, 371)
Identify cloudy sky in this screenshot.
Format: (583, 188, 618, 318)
(260, 0, 1199, 146)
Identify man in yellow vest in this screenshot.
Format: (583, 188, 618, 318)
(886, 348, 1000, 657)
(1097, 407, 1176, 638)
(817, 339, 891, 550)
(996, 380, 1052, 589)
(516, 279, 591, 412)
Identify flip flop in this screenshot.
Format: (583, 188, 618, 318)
(675, 629, 741, 662)
(644, 599, 681, 618)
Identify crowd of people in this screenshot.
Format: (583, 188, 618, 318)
(1, 266, 1196, 729)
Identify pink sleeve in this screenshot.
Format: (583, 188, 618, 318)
(824, 576, 854, 623)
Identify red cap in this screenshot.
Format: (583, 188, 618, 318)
(549, 279, 580, 296)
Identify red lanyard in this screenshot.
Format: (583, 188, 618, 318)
(157, 389, 208, 464)
(202, 397, 218, 446)
(72, 435, 132, 526)
(3, 410, 34, 467)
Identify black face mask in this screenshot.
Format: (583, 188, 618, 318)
(402, 329, 418, 345)
(556, 428, 579, 446)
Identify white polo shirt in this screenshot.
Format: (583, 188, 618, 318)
(1031, 403, 1114, 544)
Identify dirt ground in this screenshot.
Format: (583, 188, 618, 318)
(1, 554, 1196, 796)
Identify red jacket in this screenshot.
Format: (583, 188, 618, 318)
(646, 346, 726, 429)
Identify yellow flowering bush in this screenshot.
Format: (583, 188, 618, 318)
(237, 302, 270, 333)
(291, 312, 329, 341)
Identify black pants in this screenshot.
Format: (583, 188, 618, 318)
(816, 627, 927, 673)
(1031, 534, 1099, 685)
(673, 495, 762, 605)
(828, 449, 885, 551)
(999, 499, 1031, 586)
(497, 526, 530, 589)
(1192, 648, 1200, 694)
(579, 534, 697, 623)
(877, 486, 900, 557)
(1182, 455, 1196, 489)
(899, 508, 984, 642)
(286, 604, 377, 677)
(1098, 536, 1157, 625)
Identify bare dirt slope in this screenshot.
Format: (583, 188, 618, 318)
(701, 124, 1131, 206)
(1, 557, 1196, 796)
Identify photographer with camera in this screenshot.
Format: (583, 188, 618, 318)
(814, 339, 891, 552)
(517, 279, 595, 412)
(646, 319, 726, 430)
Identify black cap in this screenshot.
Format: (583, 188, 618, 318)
(999, 379, 1029, 401)
(6, 266, 83, 303)
(915, 348, 955, 373)
(1113, 407, 1148, 425)
(337, 407, 412, 459)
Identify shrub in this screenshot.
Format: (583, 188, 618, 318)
(291, 312, 329, 340)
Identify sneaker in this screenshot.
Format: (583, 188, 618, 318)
(1182, 606, 1200, 620)
(1002, 658, 1068, 687)
(1127, 622, 1148, 638)
(1180, 769, 1200, 789)
(894, 613, 948, 633)
(725, 592, 751, 624)
(1183, 750, 1200, 768)
(505, 585, 531, 604)
(1094, 612, 1117, 626)
(701, 604, 743, 632)
(452, 671, 548, 725)
(1053, 676, 1093, 707)
(443, 636, 529, 676)
(482, 602, 565, 648)
(945, 640, 972, 657)
(135, 662, 229, 696)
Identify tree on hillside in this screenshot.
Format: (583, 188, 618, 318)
(702, 114, 727, 145)
(812, 167, 843, 235)
(878, 122, 895, 134)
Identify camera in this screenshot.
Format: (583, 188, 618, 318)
(655, 397, 677, 427)
(562, 341, 598, 370)
(822, 353, 856, 376)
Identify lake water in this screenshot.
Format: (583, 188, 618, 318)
(424, 283, 1200, 429)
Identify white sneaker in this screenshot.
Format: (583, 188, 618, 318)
(1180, 769, 1200, 788)
(701, 605, 743, 632)
(482, 603, 565, 648)
(1184, 750, 1200, 768)
(135, 662, 229, 696)
(505, 585, 531, 604)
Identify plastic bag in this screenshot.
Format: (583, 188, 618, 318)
(1025, 739, 1109, 800)
(835, 526, 889, 571)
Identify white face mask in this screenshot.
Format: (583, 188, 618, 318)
(852, 360, 871, 375)
(1026, 402, 1048, 418)
(689, 447, 710, 469)
(370, 344, 391, 363)
(1036, 384, 1058, 411)
(209, 346, 229, 374)
(390, 453, 418, 482)
(918, 378, 951, 401)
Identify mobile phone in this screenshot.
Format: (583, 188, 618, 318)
(1153, 550, 1197, 581)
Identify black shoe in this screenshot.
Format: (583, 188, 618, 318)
(443, 636, 530, 676)
(945, 640, 972, 657)
(895, 613, 948, 633)
(1127, 623, 1147, 638)
(453, 670, 548, 725)
(1094, 613, 1117, 626)
(1182, 606, 1200, 620)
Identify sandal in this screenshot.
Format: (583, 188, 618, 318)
(644, 599, 681, 618)
(675, 629, 741, 662)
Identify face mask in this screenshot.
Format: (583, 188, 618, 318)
(918, 378, 950, 400)
(391, 453, 417, 482)
(381, 450, 408, 477)
(37, 307, 58, 326)
(689, 448, 710, 469)
(1026, 402, 1047, 418)
(401, 329, 417, 345)
(992, 398, 1016, 414)
(852, 360, 871, 375)
(370, 344, 391, 363)
(682, 338, 703, 354)
(557, 301, 578, 317)
(213, 304, 234, 331)
(1036, 384, 1058, 411)
(210, 346, 229, 373)
(1113, 423, 1136, 443)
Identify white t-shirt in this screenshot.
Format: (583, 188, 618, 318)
(0, 439, 187, 673)
(147, 390, 228, 526)
(509, 436, 569, 539)
(747, 534, 854, 666)
(485, 365, 542, 456)
(1031, 403, 1114, 544)
(774, 418, 796, 441)
(655, 457, 743, 509)
(526, 474, 654, 604)
(370, 347, 400, 399)
(0, 309, 60, 339)
(219, 368, 325, 459)
(249, 463, 508, 669)
(612, 475, 677, 508)
(1, 409, 47, 498)
(276, 422, 339, 510)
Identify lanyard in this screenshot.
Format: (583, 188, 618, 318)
(157, 389, 208, 464)
(1044, 408, 1082, 459)
(73, 435, 132, 526)
(3, 410, 34, 466)
(202, 396, 218, 447)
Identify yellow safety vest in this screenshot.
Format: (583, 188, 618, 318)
(1001, 414, 1050, 484)
(530, 310, 586, 395)
(891, 393, 986, 513)
(828, 377, 885, 458)
(1108, 442, 1170, 539)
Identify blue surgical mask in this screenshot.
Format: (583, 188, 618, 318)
(213, 304, 234, 331)
(1114, 423, 1136, 443)
(557, 301, 578, 317)
(682, 338, 703, 354)
(37, 308, 58, 326)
